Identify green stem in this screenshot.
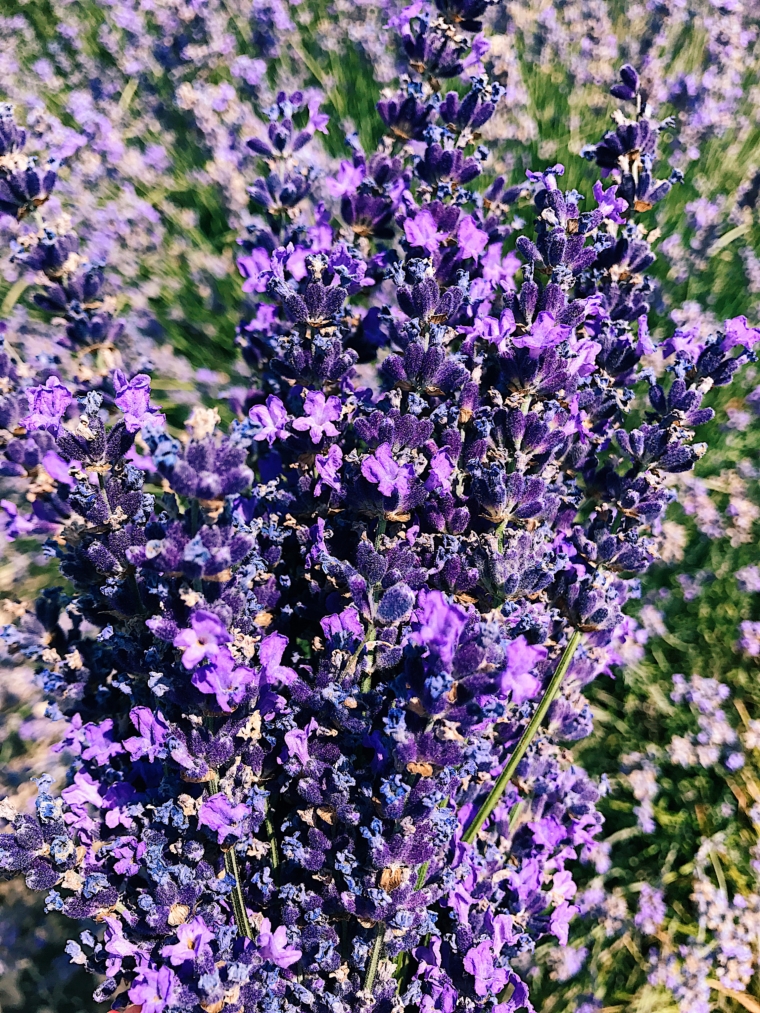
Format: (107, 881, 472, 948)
(224, 846, 253, 939)
(461, 629, 582, 845)
(359, 631, 377, 694)
(710, 844, 728, 897)
(495, 518, 508, 553)
(363, 923, 384, 995)
(415, 860, 429, 890)
(1, 277, 29, 317)
(208, 768, 252, 939)
(374, 515, 387, 549)
(265, 812, 280, 875)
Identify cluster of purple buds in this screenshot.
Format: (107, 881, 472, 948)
(0, 103, 57, 220)
(0, 6, 758, 1013)
(583, 64, 684, 213)
(245, 90, 330, 234)
(0, 103, 123, 352)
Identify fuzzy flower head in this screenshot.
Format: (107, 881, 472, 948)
(634, 884, 666, 935)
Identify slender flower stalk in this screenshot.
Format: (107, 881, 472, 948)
(209, 771, 253, 940)
(363, 925, 385, 995)
(462, 629, 583, 845)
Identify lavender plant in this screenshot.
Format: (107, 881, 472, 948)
(0, 4, 759, 1013)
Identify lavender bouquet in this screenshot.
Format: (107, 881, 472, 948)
(0, 2, 758, 1012)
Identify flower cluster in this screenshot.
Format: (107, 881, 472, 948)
(0, 3, 756, 1013)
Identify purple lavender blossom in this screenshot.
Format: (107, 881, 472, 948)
(634, 885, 666, 934)
(315, 444, 343, 495)
(197, 793, 250, 843)
(192, 648, 258, 712)
(248, 394, 290, 446)
(361, 442, 415, 497)
(21, 376, 72, 435)
(172, 610, 233, 668)
(160, 915, 215, 967)
(256, 919, 302, 969)
(128, 966, 179, 1013)
(291, 390, 342, 443)
(113, 370, 165, 433)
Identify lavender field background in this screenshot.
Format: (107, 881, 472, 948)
(1, 1, 760, 1012)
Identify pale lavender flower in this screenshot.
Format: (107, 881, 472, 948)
(21, 376, 72, 434)
(635, 885, 666, 935)
(361, 442, 414, 497)
(738, 620, 760, 657)
(172, 610, 232, 669)
(256, 918, 302, 969)
(197, 793, 249, 843)
(292, 390, 342, 443)
(113, 370, 165, 433)
(160, 916, 215, 967)
(736, 565, 760, 592)
(128, 965, 179, 1013)
(249, 395, 290, 446)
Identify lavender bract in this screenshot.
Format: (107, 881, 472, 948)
(0, 5, 756, 1013)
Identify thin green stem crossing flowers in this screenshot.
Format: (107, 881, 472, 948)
(462, 629, 584, 846)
